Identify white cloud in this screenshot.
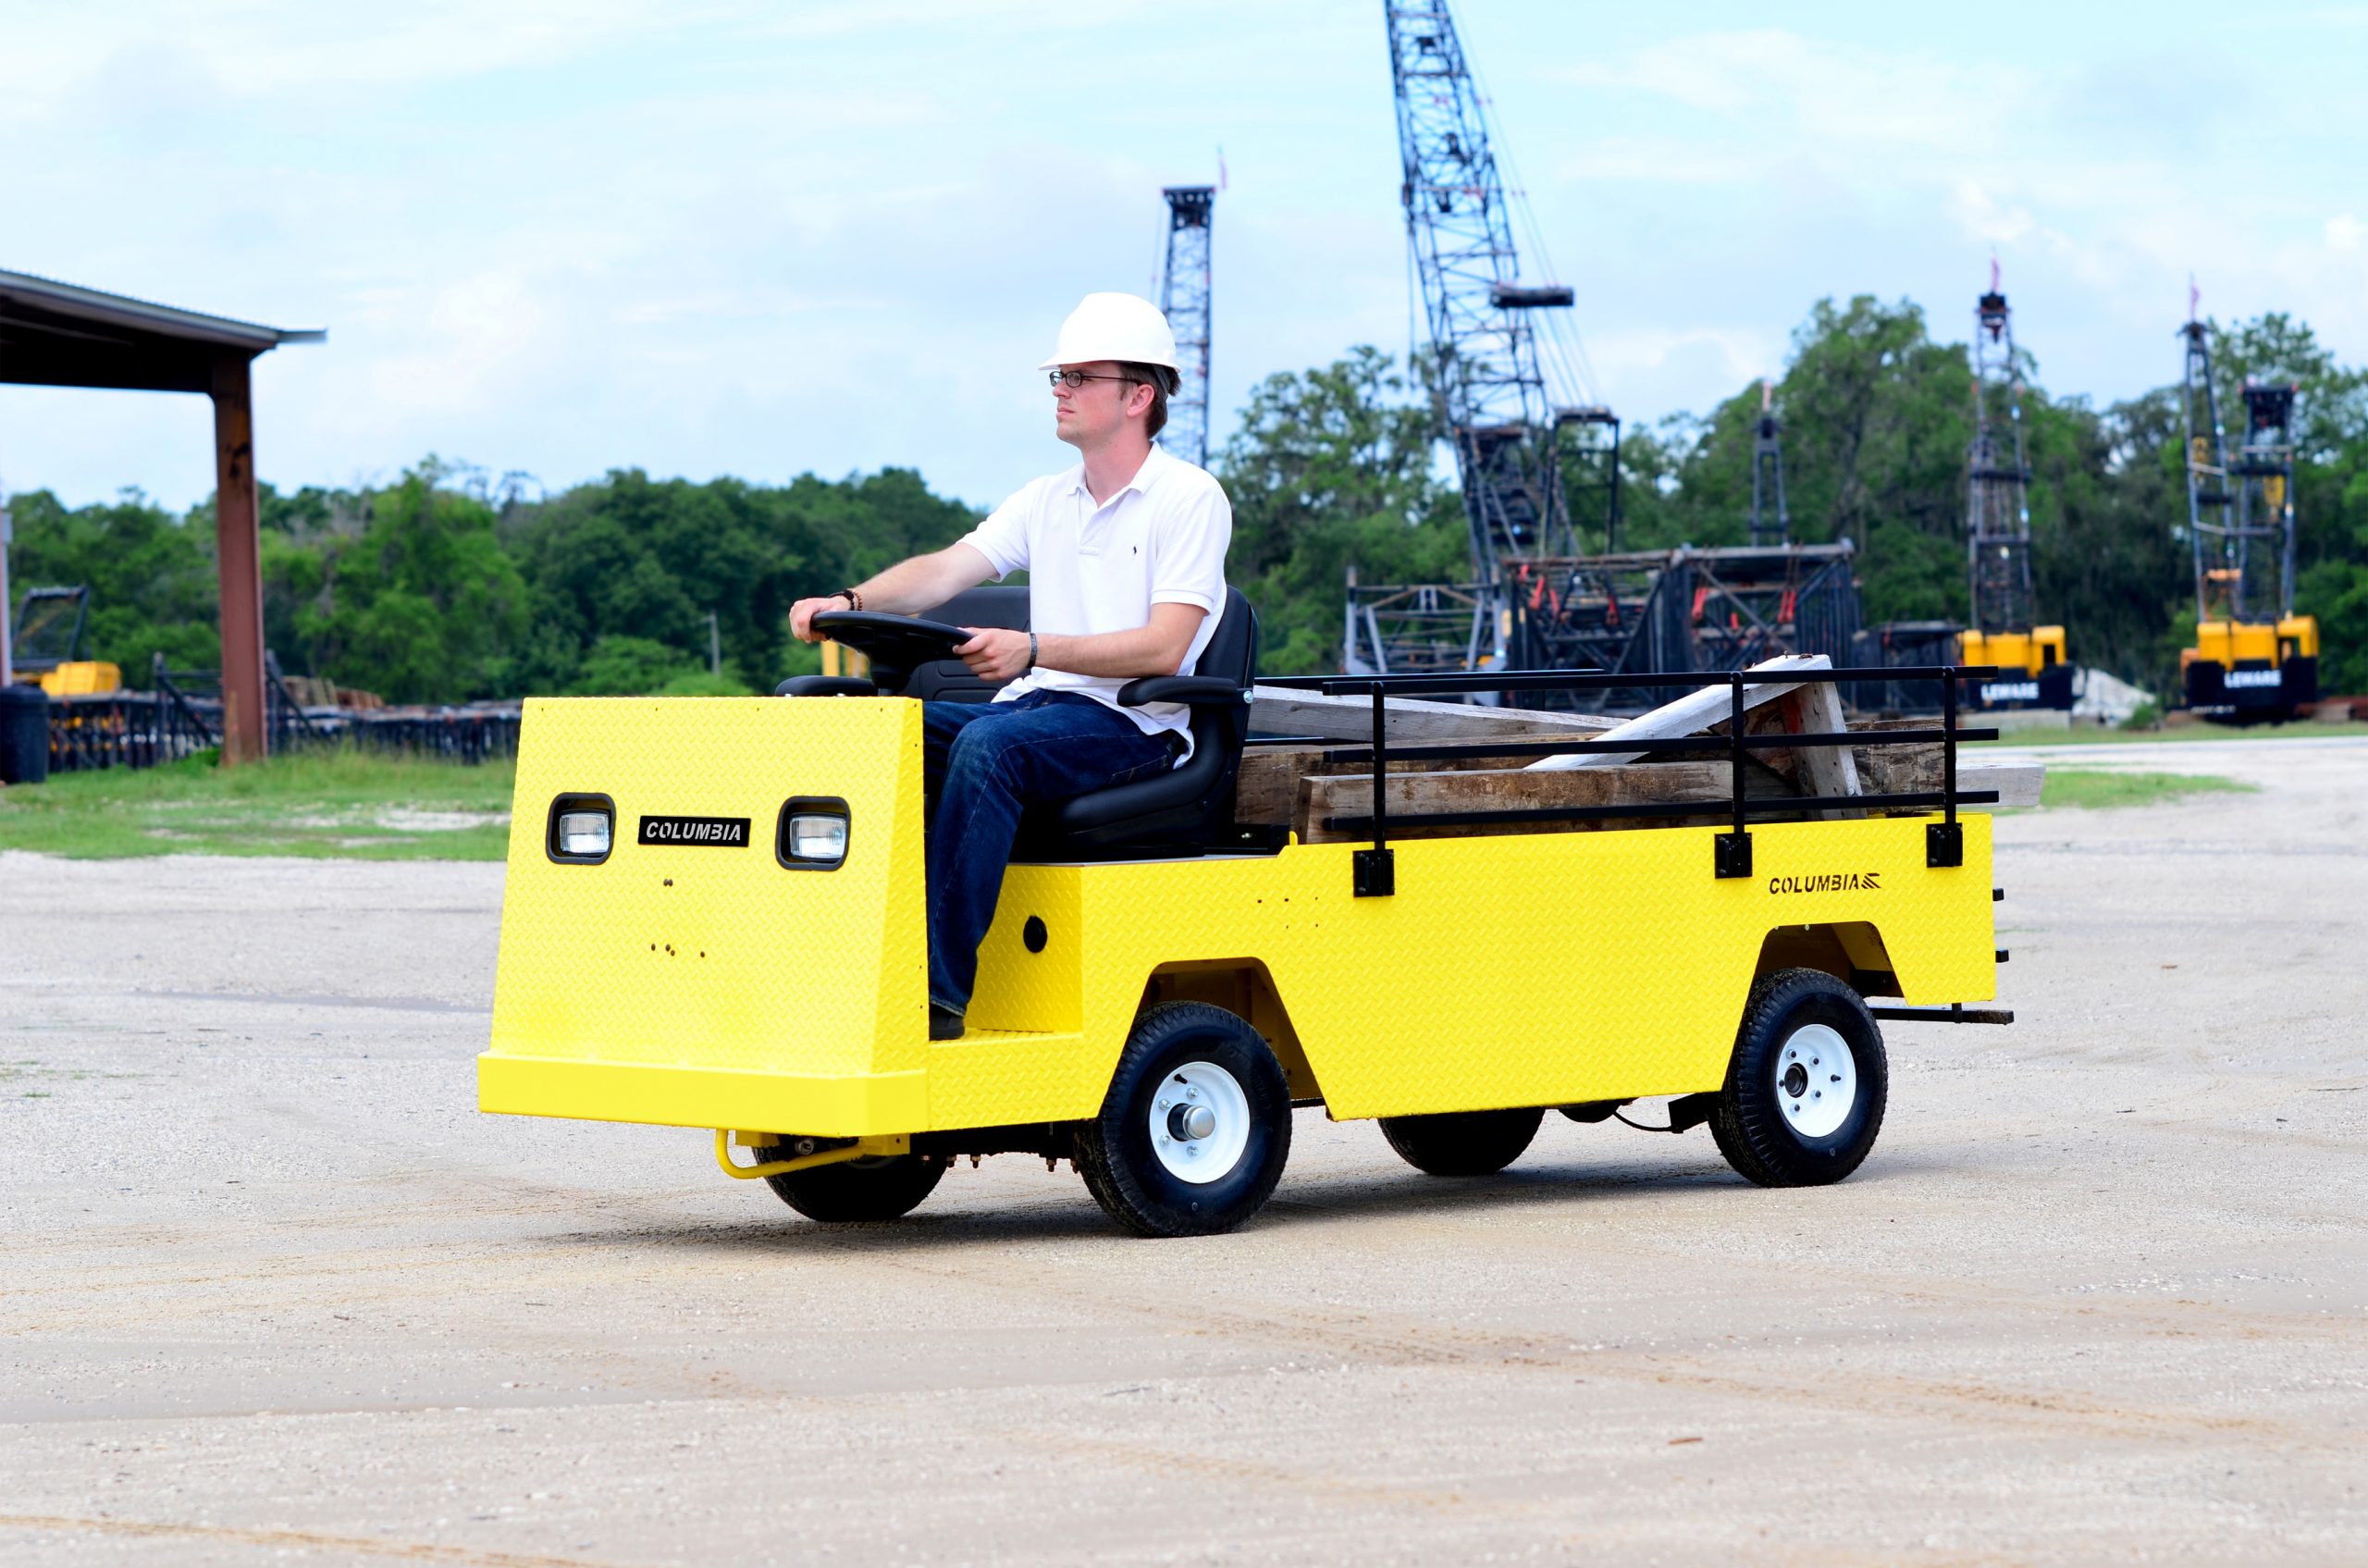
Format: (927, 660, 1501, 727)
(3, 2, 2363, 512)
(1560, 30, 2023, 153)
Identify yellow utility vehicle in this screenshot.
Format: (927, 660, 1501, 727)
(481, 595, 2007, 1236)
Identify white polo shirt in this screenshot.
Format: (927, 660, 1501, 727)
(957, 443, 1232, 764)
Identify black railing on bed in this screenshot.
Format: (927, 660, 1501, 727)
(1252, 665, 1999, 895)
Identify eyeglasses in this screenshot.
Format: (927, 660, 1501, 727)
(1047, 370, 1140, 390)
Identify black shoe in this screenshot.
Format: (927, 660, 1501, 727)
(929, 1005, 966, 1042)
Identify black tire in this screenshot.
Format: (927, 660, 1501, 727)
(1074, 1002, 1292, 1238)
(755, 1149, 947, 1223)
(1378, 1106, 1544, 1177)
(1709, 968, 1888, 1188)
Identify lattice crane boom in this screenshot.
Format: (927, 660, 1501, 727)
(1385, 0, 1572, 585)
(2173, 308, 2301, 624)
(1749, 379, 1791, 548)
(1157, 185, 1215, 469)
(2234, 377, 2300, 623)
(1966, 272, 2036, 636)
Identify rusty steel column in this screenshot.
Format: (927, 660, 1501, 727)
(210, 350, 268, 765)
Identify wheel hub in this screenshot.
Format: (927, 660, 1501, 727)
(1774, 1022, 1856, 1141)
(1149, 1060, 1252, 1185)
(1168, 1102, 1218, 1142)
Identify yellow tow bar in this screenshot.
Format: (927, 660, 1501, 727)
(713, 1129, 910, 1180)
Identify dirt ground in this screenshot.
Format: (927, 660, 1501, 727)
(2, 734, 2362, 1566)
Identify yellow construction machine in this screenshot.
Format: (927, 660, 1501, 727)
(2177, 325, 2318, 720)
(9, 586, 121, 698)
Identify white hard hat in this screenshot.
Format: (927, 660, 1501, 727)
(1039, 291, 1178, 371)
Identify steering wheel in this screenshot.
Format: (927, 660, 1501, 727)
(808, 610, 974, 691)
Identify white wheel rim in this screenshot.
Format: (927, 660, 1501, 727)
(1774, 1023, 1856, 1140)
(1147, 1059, 1252, 1185)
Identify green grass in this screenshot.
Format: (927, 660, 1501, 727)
(1974, 720, 2368, 747)
(2036, 769, 2258, 810)
(0, 749, 514, 860)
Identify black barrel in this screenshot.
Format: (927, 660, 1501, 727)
(0, 682, 51, 784)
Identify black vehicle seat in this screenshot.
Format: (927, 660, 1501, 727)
(1010, 586, 1259, 860)
(905, 586, 1030, 704)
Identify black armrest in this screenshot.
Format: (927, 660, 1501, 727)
(1115, 675, 1248, 708)
(774, 675, 879, 698)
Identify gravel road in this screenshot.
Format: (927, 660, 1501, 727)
(3, 735, 2362, 1565)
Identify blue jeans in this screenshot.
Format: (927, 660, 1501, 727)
(922, 692, 1177, 1013)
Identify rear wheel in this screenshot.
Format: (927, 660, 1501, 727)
(1074, 1003, 1292, 1238)
(1378, 1106, 1544, 1177)
(756, 1149, 947, 1222)
(1709, 968, 1887, 1187)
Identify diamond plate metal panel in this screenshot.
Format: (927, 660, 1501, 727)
(487, 696, 928, 1084)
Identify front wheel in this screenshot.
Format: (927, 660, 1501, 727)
(1074, 1003, 1293, 1238)
(1709, 969, 1888, 1187)
(757, 1150, 947, 1222)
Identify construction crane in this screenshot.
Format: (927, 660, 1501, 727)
(1365, 0, 1589, 670)
(1957, 268, 2070, 709)
(1749, 380, 1790, 547)
(1157, 185, 1215, 469)
(2177, 301, 2318, 718)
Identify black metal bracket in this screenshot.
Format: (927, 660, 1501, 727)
(1868, 1004, 2015, 1026)
(1712, 672, 1753, 879)
(1926, 821, 1963, 867)
(1354, 684, 1397, 896)
(1714, 832, 1754, 879)
(1667, 1093, 1718, 1134)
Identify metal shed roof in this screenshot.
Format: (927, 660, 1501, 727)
(0, 267, 324, 394)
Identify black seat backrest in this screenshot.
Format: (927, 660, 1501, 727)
(1012, 586, 1261, 859)
(904, 586, 1030, 703)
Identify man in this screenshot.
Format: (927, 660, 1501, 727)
(789, 292, 1232, 1042)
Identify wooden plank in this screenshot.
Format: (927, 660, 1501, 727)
(1781, 679, 1863, 818)
(1854, 747, 2041, 809)
(1523, 655, 1832, 772)
(1233, 744, 1550, 827)
(1251, 685, 1620, 743)
(1288, 755, 2042, 843)
(1959, 764, 2042, 808)
(1294, 760, 1797, 845)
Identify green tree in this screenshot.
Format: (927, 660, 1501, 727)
(571, 635, 704, 695)
(1777, 296, 1972, 551)
(289, 463, 530, 702)
(4, 488, 220, 676)
(1215, 347, 1466, 673)
(505, 465, 978, 697)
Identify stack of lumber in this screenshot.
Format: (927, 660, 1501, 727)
(1240, 657, 2041, 846)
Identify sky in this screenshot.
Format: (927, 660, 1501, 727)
(3, 0, 2363, 512)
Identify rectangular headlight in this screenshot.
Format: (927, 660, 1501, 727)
(777, 797, 850, 870)
(788, 813, 846, 861)
(557, 811, 611, 857)
(547, 794, 614, 864)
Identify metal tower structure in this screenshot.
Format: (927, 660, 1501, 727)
(1749, 379, 1790, 547)
(1385, 2, 1575, 600)
(2177, 315, 2244, 622)
(2176, 300, 2316, 717)
(2226, 377, 2300, 623)
(1966, 274, 2035, 635)
(1156, 185, 1215, 469)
